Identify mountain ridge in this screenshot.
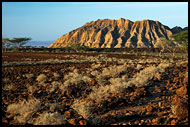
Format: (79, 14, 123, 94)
(49, 18, 187, 48)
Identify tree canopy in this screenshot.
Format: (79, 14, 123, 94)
(2, 37, 10, 52)
(2, 37, 9, 46)
(7, 37, 32, 48)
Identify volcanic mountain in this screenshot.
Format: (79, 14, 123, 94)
(48, 18, 186, 48)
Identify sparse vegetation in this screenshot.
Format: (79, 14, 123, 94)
(2, 50, 188, 125)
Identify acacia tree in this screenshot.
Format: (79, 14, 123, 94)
(8, 37, 31, 49)
(2, 37, 9, 52)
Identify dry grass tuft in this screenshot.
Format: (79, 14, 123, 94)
(6, 97, 41, 124)
(88, 62, 170, 104)
(36, 74, 47, 83)
(33, 112, 66, 125)
(71, 99, 94, 120)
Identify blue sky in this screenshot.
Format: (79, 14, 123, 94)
(2, 2, 188, 42)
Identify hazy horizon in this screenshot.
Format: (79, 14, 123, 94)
(2, 2, 188, 46)
(23, 40, 55, 47)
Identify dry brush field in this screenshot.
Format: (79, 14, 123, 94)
(2, 52, 188, 125)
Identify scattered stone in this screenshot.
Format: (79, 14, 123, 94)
(183, 75, 188, 84)
(37, 90, 42, 94)
(173, 77, 179, 82)
(155, 97, 160, 101)
(6, 113, 14, 119)
(68, 118, 77, 125)
(61, 91, 65, 95)
(147, 119, 151, 123)
(89, 80, 96, 85)
(154, 86, 161, 93)
(146, 105, 153, 112)
(122, 123, 127, 125)
(157, 112, 165, 117)
(64, 111, 71, 119)
(152, 118, 160, 124)
(129, 96, 135, 101)
(135, 87, 147, 97)
(169, 114, 175, 118)
(134, 121, 139, 125)
(65, 102, 72, 106)
(171, 119, 177, 125)
(2, 119, 8, 124)
(171, 95, 188, 120)
(79, 120, 87, 125)
(158, 102, 162, 107)
(176, 86, 187, 97)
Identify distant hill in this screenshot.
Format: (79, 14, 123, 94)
(183, 27, 188, 31)
(49, 18, 187, 48)
(25, 41, 55, 47)
(171, 26, 188, 34)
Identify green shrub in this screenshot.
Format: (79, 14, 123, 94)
(67, 42, 88, 52)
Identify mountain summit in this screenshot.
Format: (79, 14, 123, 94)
(48, 18, 185, 48)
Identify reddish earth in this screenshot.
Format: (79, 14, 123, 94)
(2, 52, 188, 125)
(2, 52, 168, 63)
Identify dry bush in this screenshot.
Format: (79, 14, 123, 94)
(128, 65, 157, 87)
(6, 97, 41, 124)
(94, 63, 130, 85)
(157, 62, 170, 73)
(101, 64, 124, 77)
(53, 72, 61, 78)
(91, 70, 101, 77)
(71, 99, 94, 120)
(126, 62, 170, 87)
(33, 112, 66, 125)
(46, 103, 58, 112)
(3, 83, 15, 91)
(82, 75, 92, 83)
(91, 63, 101, 69)
(45, 59, 63, 63)
(88, 85, 111, 104)
(63, 72, 83, 86)
(36, 74, 47, 83)
(27, 85, 38, 94)
(88, 78, 127, 104)
(49, 81, 60, 92)
(88, 62, 171, 104)
(61, 72, 91, 91)
(25, 73, 34, 79)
